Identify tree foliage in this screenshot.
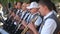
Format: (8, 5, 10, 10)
(0, 0, 60, 7)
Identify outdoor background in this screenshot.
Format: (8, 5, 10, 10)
(0, 0, 60, 28)
(0, 0, 60, 19)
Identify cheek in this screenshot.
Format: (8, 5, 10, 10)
(23, 7, 26, 9)
(23, 7, 26, 10)
(17, 5, 21, 8)
(39, 8, 44, 16)
(39, 8, 43, 13)
(30, 9, 34, 13)
(18, 6, 21, 8)
(30, 10, 33, 12)
(22, 7, 24, 9)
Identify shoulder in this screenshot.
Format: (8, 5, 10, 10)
(45, 18, 57, 26)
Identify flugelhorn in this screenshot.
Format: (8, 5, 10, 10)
(21, 16, 38, 34)
(14, 15, 25, 34)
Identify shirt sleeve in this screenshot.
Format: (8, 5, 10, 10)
(41, 19, 57, 34)
(23, 13, 30, 21)
(21, 12, 24, 19)
(34, 16, 42, 26)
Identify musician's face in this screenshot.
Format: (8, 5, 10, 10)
(27, 4, 30, 7)
(30, 8, 38, 14)
(17, 2, 21, 9)
(22, 3, 27, 11)
(39, 4, 47, 16)
(14, 5, 17, 9)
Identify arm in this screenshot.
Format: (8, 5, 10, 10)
(27, 16, 42, 34)
(20, 20, 27, 29)
(28, 22, 39, 34)
(21, 20, 27, 27)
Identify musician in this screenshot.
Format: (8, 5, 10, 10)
(11, 1, 23, 26)
(15, 1, 23, 16)
(3, 2, 22, 34)
(0, 3, 9, 34)
(21, 2, 30, 21)
(27, 0, 58, 34)
(21, 2, 42, 34)
(13, 2, 18, 9)
(26, 2, 42, 26)
(3, 9, 17, 32)
(14, 2, 29, 26)
(9, 2, 30, 34)
(4, 1, 22, 28)
(17, 1, 22, 10)
(16, 2, 30, 31)
(2, 1, 23, 34)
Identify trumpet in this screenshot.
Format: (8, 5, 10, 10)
(21, 16, 38, 34)
(14, 19, 22, 34)
(13, 15, 23, 34)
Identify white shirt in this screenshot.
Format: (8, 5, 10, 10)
(27, 12, 42, 26)
(21, 10, 26, 19)
(21, 10, 29, 20)
(16, 10, 20, 15)
(34, 16, 42, 26)
(40, 11, 57, 34)
(23, 13, 30, 21)
(33, 13, 42, 26)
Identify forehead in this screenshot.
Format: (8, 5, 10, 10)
(39, 4, 45, 8)
(39, 4, 42, 7)
(17, 2, 21, 5)
(22, 3, 27, 6)
(23, 3, 27, 5)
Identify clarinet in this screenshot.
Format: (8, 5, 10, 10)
(21, 16, 38, 34)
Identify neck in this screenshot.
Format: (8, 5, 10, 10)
(45, 10, 50, 16)
(18, 8, 21, 10)
(23, 10, 26, 11)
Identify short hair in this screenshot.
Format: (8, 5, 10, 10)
(39, 0, 57, 12)
(16, 1, 23, 5)
(52, 2, 57, 13)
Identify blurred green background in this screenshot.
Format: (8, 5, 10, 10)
(0, 0, 60, 7)
(0, 0, 60, 21)
(0, 0, 60, 12)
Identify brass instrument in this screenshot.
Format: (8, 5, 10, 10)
(21, 16, 38, 34)
(14, 19, 22, 34)
(13, 15, 23, 34)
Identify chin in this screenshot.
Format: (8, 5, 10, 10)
(41, 14, 44, 16)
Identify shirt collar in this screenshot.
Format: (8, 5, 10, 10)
(52, 10, 57, 16)
(44, 10, 54, 20)
(21, 9, 28, 13)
